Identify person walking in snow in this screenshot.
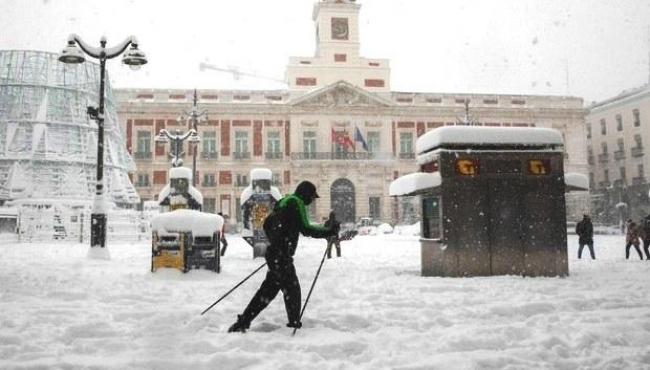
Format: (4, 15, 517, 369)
(324, 211, 341, 259)
(576, 214, 595, 259)
(217, 213, 228, 257)
(641, 214, 650, 260)
(625, 219, 643, 260)
(227, 181, 339, 333)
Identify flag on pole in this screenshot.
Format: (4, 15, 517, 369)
(332, 128, 355, 151)
(354, 126, 368, 151)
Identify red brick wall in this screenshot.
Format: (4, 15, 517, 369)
(417, 122, 425, 137)
(364, 79, 385, 88)
(220, 120, 230, 156)
(391, 121, 396, 154)
(219, 171, 232, 185)
(284, 170, 291, 185)
(253, 120, 263, 156)
(126, 119, 133, 154)
(296, 78, 317, 86)
(153, 171, 166, 185)
(155, 120, 165, 156)
(284, 120, 290, 156)
(334, 54, 347, 62)
(397, 121, 415, 128)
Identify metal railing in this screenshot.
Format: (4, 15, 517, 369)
(614, 150, 626, 160)
(399, 152, 415, 159)
(631, 147, 644, 157)
(265, 152, 283, 159)
(233, 152, 251, 159)
(133, 151, 152, 159)
(201, 151, 218, 159)
(598, 153, 609, 163)
(201, 181, 217, 187)
(290, 152, 395, 160)
(632, 177, 646, 186)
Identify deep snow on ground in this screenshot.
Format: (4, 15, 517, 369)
(1, 233, 649, 370)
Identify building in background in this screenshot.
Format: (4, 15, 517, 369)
(116, 0, 587, 225)
(586, 84, 650, 224)
(0, 50, 139, 207)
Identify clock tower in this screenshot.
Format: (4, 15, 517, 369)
(286, 0, 391, 94)
(313, 0, 361, 60)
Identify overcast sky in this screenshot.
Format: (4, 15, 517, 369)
(1, 0, 649, 104)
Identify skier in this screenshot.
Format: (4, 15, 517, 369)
(642, 214, 650, 260)
(625, 219, 643, 260)
(324, 211, 341, 258)
(217, 212, 228, 257)
(227, 181, 338, 332)
(575, 214, 595, 259)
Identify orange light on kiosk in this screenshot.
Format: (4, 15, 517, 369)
(456, 159, 478, 176)
(528, 159, 551, 175)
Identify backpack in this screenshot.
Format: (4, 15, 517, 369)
(262, 201, 285, 242)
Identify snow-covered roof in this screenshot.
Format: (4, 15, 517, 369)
(170, 167, 192, 180)
(389, 172, 441, 196)
(0, 207, 18, 217)
(250, 168, 272, 181)
(151, 209, 223, 237)
(564, 173, 589, 192)
(416, 126, 564, 155)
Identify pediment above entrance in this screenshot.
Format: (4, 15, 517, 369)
(290, 81, 393, 108)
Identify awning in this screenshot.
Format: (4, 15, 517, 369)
(389, 172, 441, 197)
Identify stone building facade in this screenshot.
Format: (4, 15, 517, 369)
(115, 0, 587, 226)
(586, 84, 650, 223)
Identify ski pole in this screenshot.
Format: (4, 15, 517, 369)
(200, 262, 267, 316)
(292, 245, 329, 336)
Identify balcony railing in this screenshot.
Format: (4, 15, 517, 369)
(614, 150, 626, 160)
(201, 151, 218, 159)
(233, 152, 251, 159)
(133, 152, 152, 159)
(598, 153, 609, 163)
(587, 156, 595, 165)
(632, 177, 646, 186)
(265, 151, 283, 160)
(399, 152, 415, 159)
(135, 182, 150, 188)
(598, 181, 611, 188)
(613, 179, 625, 187)
(201, 181, 217, 187)
(290, 152, 395, 160)
(631, 147, 644, 157)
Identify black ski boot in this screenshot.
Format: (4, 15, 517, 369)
(286, 320, 302, 329)
(227, 315, 249, 333)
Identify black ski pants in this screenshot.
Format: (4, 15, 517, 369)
(626, 243, 644, 260)
(239, 254, 301, 326)
(578, 240, 595, 259)
(643, 238, 650, 260)
(327, 238, 341, 258)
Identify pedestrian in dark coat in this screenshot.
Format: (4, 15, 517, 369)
(324, 211, 341, 259)
(217, 212, 228, 257)
(625, 219, 643, 260)
(641, 214, 650, 260)
(227, 181, 338, 333)
(576, 214, 595, 259)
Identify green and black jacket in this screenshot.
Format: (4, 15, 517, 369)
(264, 194, 331, 258)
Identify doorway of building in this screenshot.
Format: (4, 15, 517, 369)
(330, 178, 356, 223)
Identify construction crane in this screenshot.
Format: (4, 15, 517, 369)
(198, 62, 286, 84)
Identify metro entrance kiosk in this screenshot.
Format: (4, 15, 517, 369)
(390, 126, 588, 277)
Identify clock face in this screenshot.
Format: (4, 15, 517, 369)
(331, 18, 349, 40)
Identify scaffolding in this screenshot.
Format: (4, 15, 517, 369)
(0, 50, 139, 207)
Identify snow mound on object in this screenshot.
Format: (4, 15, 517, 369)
(565, 172, 589, 191)
(87, 246, 111, 260)
(250, 168, 272, 180)
(169, 167, 192, 180)
(377, 223, 393, 234)
(394, 222, 420, 236)
(416, 126, 563, 154)
(389, 172, 441, 196)
(151, 209, 223, 236)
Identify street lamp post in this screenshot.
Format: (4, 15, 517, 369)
(155, 129, 200, 168)
(58, 34, 147, 249)
(178, 90, 208, 186)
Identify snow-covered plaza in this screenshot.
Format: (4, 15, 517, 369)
(1, 233, 649, 369)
